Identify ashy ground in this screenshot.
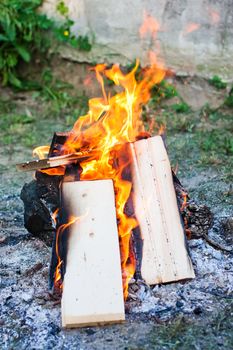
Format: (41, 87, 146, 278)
(0, 62, 232, 349)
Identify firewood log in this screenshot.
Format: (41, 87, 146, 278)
(130, 136, 195, 285)
(61, 179, 125, 327)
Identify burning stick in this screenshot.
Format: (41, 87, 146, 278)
(16, 151, 95, 172)
(130, 136, 195, 285)
(61, 179, 125, 327)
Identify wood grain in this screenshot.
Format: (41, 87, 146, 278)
(130, 136, 195, 285)
(61, 179, 125, 327)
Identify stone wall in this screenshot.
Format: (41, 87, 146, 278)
(42, 0, 233, 79)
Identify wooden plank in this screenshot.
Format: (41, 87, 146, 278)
(130, 136, 195, 285)
(61, 179, 125, 328)
(16, 151, 93, 172)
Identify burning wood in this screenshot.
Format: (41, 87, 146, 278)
(16, 151, 94, 172)
(61, 180, 125, 327)
(18, 57, 196, 328)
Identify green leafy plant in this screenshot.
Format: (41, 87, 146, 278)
(0, 0, 53, 87)
(0, 0, 92, 88)
(56, 1, 69, 17)
(55, 1, 92, 51)
(150, 80, 178, 104)
(155, 80, 177, 99)
(53, 20, 92, 51)
(208, 75, 227, 90)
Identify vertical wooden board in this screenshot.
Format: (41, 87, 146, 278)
(131, 136, 195, 285)
(61, 179, 125, 327)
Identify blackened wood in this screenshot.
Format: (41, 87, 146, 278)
(172, 171, 213, 238)
(20, 173, 61, 245)
(48, 132, 70, 157)
(49, 231, 58, 290)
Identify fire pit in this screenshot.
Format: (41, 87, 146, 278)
(16, 60, 205, 328)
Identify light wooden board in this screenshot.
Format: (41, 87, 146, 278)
(130, 136, 195, 285)
(61, 179, 125, 328)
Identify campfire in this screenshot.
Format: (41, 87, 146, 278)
(17, 58, 195, 327)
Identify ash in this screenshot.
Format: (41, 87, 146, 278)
(0, 177, 232, 349)
(129, 229, 233, 317)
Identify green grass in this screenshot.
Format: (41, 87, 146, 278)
(145, 302, 233, 349)
(171, 102, 190, 113)
(125, 302, 233, 350)
(0, 80, 89, 150)
(146, 97, 233, 180)
(0, 70, 232, 182)
(208, 75, 227, 90)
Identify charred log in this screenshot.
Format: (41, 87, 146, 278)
(49, 132, 70, 157)
(20, 172, 62, 246)
(172, 172, 213, 239)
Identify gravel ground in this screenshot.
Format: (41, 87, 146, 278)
(0, 142, 232, 349)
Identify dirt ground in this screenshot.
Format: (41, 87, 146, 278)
(0, 61, 232, 349)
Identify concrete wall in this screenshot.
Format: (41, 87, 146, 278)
(42, 0, 233, 79)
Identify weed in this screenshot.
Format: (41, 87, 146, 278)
(151, 80, 178, 104)
(0, 84, 89, 150)
(225, 95, 233, 108)
(124, 60, 141, 74)
(53, 19, 92, 51)
(75, 35, 92, 51)
(56, 1, 69, 17)
(199, 130, 233, 156)
(224, 87, 233, 108)
(0, 0, 53, 87)
(0, 0, 92, 88)
(171, 102, 190, 113)
(208, 75, 227, 89)
(145, 302, 233, 350)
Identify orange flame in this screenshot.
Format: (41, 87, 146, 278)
(52, 208, 59, 224)
(83, 75, 93, 87)
(209, 8, 220, 25)
(180, 191, 192, 239)
(183, 23, 201, 35)
(180, 191, 188, 212)
(33, 145, 50, 159)
(35, 52, 166, 297)
(54, 214, 79, 289)
(40, 167, 66, 176)
(33, 146, 66, 176)
(139, 11, 160, 39)
(59, 60, 165, 298)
